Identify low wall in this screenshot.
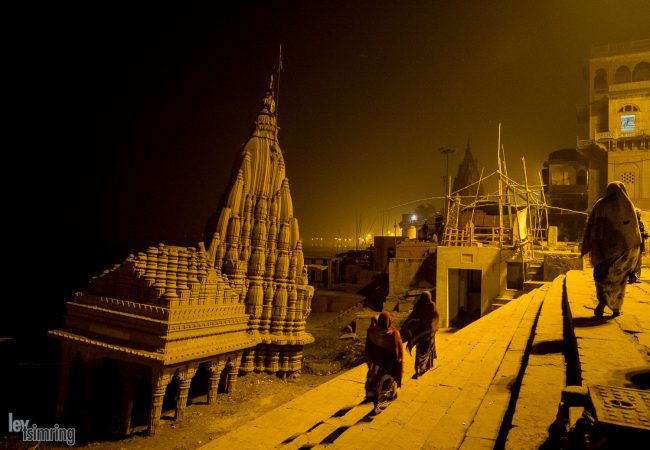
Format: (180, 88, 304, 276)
(543, 252, 583, 281)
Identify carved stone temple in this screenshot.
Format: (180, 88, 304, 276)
(49, 83, 314, 436)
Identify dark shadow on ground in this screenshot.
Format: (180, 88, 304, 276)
(573, 316, 616, 327)
(530, 340, 565, 355)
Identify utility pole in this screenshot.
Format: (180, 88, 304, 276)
(439, 147, 455, 226)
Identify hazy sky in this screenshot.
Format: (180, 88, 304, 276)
(17, 1, 649, 310)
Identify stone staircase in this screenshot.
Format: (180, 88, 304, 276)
(491, 289, 520, 311)
(523, 258, 546, 292)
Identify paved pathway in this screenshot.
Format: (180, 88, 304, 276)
(564, 269, 649, 387)
(200, 268, 650, 449)
(202, 280, 553, 449)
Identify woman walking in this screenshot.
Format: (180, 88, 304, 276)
(400, 291, 440, 379)
(364, 311, 403, 413)
(581, 181, 642, 318)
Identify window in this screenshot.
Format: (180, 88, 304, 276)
(615, 65, 631, 83)
(576, 169, 587, 185)
(633, 62, 650, 82)
(618, 104, 640, 113)
(621, 115, 636, 132)
(550, 166, 576, 185)
(594, 69, 607, 90)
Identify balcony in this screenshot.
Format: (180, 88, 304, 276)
(609, 80, 650, 93)
(595, 131, 613, 140)
(595, 129, 648, 141)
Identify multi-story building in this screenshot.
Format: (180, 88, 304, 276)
(582, 39, 650, 207)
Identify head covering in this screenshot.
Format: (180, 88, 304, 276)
(365, 311, 403, 387)
(582, 181, 641, 266)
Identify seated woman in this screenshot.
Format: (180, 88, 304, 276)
(364, 311, 403, 413)
(400, 291, 440, 379)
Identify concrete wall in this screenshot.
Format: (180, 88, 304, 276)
(436, 246, 504, 328)
(608, 150, 650, 209)
(388, 255, 436, 296)
(395, 241, 437, 259)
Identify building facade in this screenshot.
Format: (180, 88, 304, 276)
(584, 39, 650, 208)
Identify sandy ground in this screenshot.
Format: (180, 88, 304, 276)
(1, 309, 367, 450)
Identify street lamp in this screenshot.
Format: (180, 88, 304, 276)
(438, 147, 455, 225)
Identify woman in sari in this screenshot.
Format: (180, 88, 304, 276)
(400, 290, 440, 379)
(364, 311, 403, 413)
(581, 181, 642, 318)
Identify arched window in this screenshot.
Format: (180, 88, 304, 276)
(550, 166, 576, 185)
(594, 68, 607, 90)
(618, 104, 640, 113)
(576, 169, 587, 185)
(633, 62, 650, 81)
(614, 65, 631, 83)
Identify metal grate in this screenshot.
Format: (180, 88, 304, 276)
(589, 384, 650, 431)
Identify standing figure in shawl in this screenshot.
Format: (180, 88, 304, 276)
(581, 181, 642, 318)
(628, 208, 648, 284)
(400, 291, 440, 379)
(364, 311, 403, 413)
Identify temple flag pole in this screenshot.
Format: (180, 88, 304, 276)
(276, 44, 283, 119)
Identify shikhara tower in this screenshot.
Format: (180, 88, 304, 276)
(203, 79, 314, 374)
(50, 79, 314, 436)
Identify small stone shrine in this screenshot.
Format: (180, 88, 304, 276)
(49, 80, 314, 435)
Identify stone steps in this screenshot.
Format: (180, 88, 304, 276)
(200, 283, 559, 450)
(330, 287, 550, 449)
(505, 275, 567, 449)
(492, 289, 521, 310)
(523, 280, 547, 292)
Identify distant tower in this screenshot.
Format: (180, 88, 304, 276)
(452, 138, 484, 201)
(203, 77, 314, 376)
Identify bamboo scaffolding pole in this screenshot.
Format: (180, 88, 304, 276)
(538, 171, 551, 245)
(497, 124, 504, 247)
(469, 167, 485, 235)
(522, 157, 535, 259)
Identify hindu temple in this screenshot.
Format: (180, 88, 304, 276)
(49, 79, 314, 436)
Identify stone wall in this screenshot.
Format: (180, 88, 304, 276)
(388, 254, 436, 296)
(543, 252, 583, 281)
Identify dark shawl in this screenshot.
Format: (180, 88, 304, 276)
(582, 181, 641, 267)
(365, 311, 404, 387)
(400, 291, 440, 354)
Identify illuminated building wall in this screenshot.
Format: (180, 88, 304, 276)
(586, 39, 650, 207)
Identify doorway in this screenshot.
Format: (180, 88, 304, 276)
(448, 269, 482, 328)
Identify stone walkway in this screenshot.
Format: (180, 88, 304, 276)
(200, 269, 650, 449)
